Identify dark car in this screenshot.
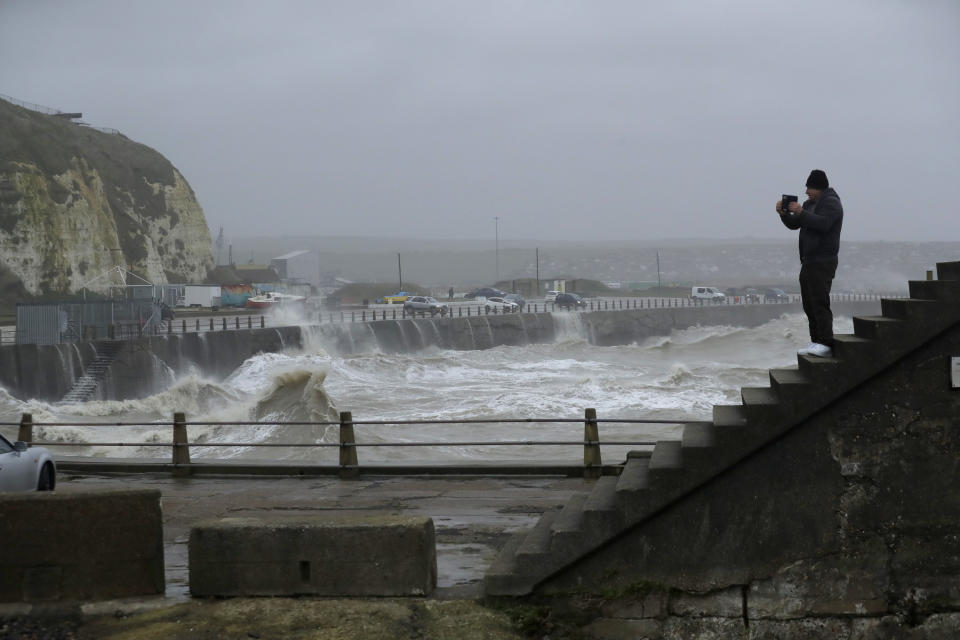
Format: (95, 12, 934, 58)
(160, 303, 175, 320)
(761, 288, 790, 302)
(555, 292, 587, 310)
(742, 288, 761, 303)
(465, 287, 505, 299)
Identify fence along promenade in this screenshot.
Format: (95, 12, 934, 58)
(8, 410, 692, 479)
(0, 291, 901, 346)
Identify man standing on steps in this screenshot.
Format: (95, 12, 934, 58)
(776, 169, 844, 358)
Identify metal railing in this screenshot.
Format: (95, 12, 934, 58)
(7, 410, 688, 478)
(0, 292, 900, 345)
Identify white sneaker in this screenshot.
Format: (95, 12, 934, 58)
(798, 342, 833, 357)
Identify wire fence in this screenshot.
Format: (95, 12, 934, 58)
(6, 410, 696, 478)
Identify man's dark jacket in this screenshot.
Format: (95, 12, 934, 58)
(779, 187, 843, 264)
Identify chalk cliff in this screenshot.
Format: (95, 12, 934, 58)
(0, 98, 213, 296)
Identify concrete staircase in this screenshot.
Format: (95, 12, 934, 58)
(60, 340, 125, 403)
(484, 260, 960, 596)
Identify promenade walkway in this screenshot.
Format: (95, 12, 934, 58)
(55, 470, 590, 600)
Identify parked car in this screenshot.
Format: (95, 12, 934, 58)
(403, 296, 448, 316)
(690, 286, 726, 302)
(555, 292, 587, 310)
(545, 290, 560, 303)
(503, 293, 526, 310)
(487, 297, 520, 312)
(465, 287, 505, 299)
(742, 288, 761, 303)
(762, 288, 790, 302)
(0, 433, 56, 492)
(381, 292, 412, 304)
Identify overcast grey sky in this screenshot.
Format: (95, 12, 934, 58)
(1, 0, 957, 244)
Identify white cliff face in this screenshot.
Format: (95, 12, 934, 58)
(0, 101, 214, 295)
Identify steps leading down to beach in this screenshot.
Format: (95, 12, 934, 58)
(60, 340, 124, 403)
(484, 261, 960, 597)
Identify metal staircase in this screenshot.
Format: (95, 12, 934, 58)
(60, 341, 125, 403)
(484, 261, 960, 596)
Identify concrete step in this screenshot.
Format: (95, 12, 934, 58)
(616, 452, 651, 493)
(713, 405, 748, 432)
(908, 279, 960, 301)
(583, 476, 620, 513)
(880, 297, 938, 320)
(580, 476, 624, 539)
(740, 386, 781, 424)
(483, 533, 527, 596)
(797, 353, 841, 379)
(516, 509, 559, 557)
(853, 315, 905, 341)
(552, 493, 589, 533)
(648, 440, 683, 470)
(832, 334, 875, 360)
(681, 422, 715, 448)
(936, 261, 960, 281)
(769, 367, 810, 393)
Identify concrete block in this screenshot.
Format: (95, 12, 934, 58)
(189, 515, 437, 597)
(0, 489, 164, 602)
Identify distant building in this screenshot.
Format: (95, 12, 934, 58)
(270, 250, 320, 286)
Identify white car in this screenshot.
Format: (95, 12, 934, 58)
(472, 297, 518, 313)
(690, 286, 726, 301)
(403, 296, 448, 316)
(0, 433, 56, 492)
(487, 297, 520, 312)
(545, 290, 560, 303)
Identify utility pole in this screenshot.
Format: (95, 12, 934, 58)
(494, 216, 500, 284)
(397, 253, 403, 291)
(657, 250, 662, 290)
(535, 247, 540, 295)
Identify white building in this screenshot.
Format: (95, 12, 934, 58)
(270, 249, 320, 286)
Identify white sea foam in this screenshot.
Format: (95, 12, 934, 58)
(1, 313, 852, 464)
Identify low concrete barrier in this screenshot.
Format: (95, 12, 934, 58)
(0, 489, 164, 602)
(189, 515, 437, 597)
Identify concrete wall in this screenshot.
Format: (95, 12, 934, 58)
(536, 319, 960, 637)
(0, 489, 164, 602)
(0, 301, 878, 401)
(189, 515, 437, 597)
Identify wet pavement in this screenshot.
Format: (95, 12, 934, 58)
(56, 471, 592, 600)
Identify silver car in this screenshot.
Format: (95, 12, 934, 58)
(0, 433, 56, 492)
(403, 296, 449, 316)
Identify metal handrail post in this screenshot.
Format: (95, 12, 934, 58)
(172, 411, 191, 475)
(583, 407, 602, 479)
(339, 411, 359, 479)
(18, 413, 33, 443)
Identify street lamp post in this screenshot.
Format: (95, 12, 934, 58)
(494, 216, 500, 284)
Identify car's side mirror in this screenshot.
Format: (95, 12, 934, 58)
(14, 441, 29, 452)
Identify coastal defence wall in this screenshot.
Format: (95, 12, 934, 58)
(0, 301, 878, 401)
(483, 263, 960, 638)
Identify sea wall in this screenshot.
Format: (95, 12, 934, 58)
(531, 310, 960, 637)
(0, 326, 298, 402)
(0, 301, 879, 401)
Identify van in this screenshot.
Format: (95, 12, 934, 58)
(690, 286, 726, 301)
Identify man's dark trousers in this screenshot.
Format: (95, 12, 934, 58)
(799, 258, 838, 347)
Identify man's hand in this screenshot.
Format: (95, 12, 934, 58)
(776, 200, 783, 214)
(787, 201, 802, 214)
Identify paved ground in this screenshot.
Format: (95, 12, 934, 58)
(55, 470, 592, 601)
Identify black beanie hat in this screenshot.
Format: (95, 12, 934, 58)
(806, 169, 829, 190)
